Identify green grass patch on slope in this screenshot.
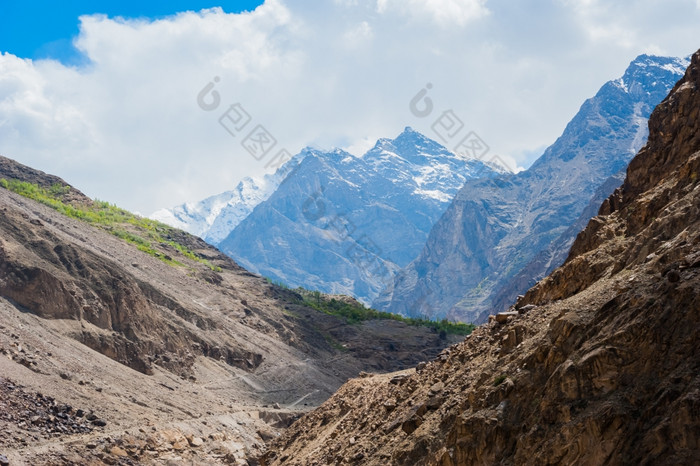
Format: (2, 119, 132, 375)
(1, 178, 221, 271)
(290, 287, 474, 336)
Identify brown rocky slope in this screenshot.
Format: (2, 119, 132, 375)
(261, 49, 700, 465)
(0, 157, 460, 464)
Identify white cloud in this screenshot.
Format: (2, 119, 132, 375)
(343, 136, 376, 156)
(556, 0, 699, 53)
(0, 0, 699, 214)
(343, 21, 373, 48)
(376, 0, 489, 26)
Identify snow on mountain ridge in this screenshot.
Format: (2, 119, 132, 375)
(152, 126, 512, 246)
(616, 54, 691, 95)
(218, 127, 507, 304)
(150, 151, 306, 243)
(375, 53, 688, 322)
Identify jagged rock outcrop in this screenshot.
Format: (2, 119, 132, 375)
(487, 169, 626, 318)
(261, 49, 700, 466)
(376, 54, 689, 323)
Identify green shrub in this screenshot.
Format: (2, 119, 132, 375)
(493, 374, 507, 386)
(289, 287, 475, 336)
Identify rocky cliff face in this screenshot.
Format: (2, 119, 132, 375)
(261, 49, 700, 465)
(0, 155, 459, 464)
(487, 169, 626, 318)
(375, 54, 689, 322)
(218, 128, 505, 305)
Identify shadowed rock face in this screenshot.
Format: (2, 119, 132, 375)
(261, 50, 700, 466)
(375, 54, 689, 323)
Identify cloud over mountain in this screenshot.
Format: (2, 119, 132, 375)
(0, 0, 698, 213)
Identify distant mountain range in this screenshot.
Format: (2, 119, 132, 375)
(153, 54, 688, 324)
(217, 128, 508, 304)
(374, 54, 690, 322)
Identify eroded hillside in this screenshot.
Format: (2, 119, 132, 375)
(0, 157, 460, 464)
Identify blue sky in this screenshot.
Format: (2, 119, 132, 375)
(0, 1, 699, 214)
(0, 1, 264, 64)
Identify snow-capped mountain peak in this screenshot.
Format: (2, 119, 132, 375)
(153, 126, 509, 251)
(216, 128, 506, 304)
(614, 54, 691, 96)
(150, 150, 307, 243)
(375, 53, 688, 322)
